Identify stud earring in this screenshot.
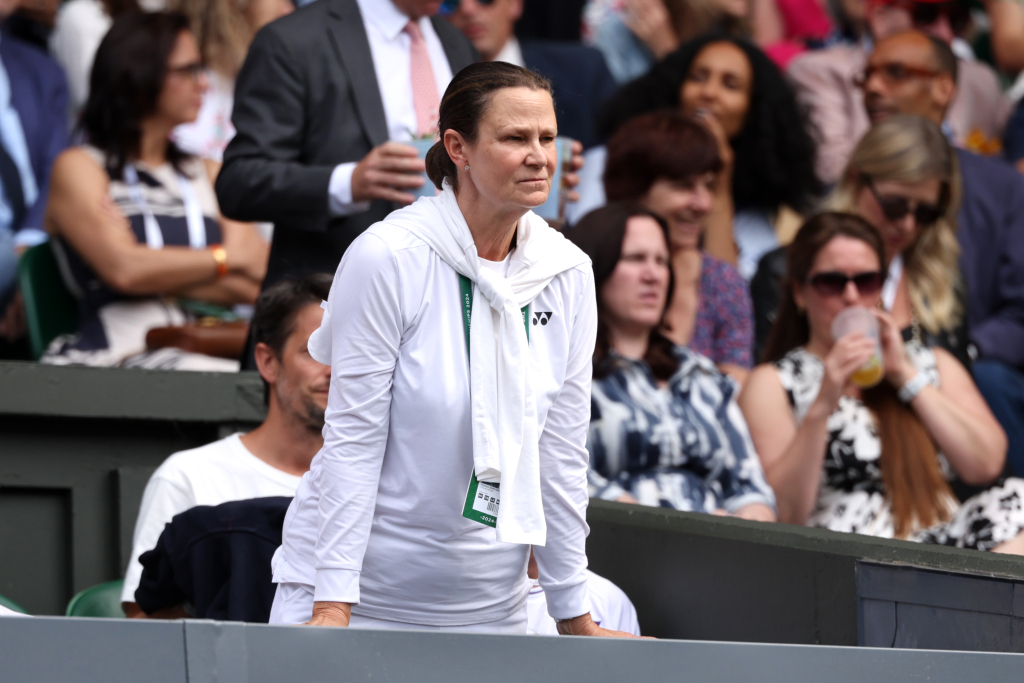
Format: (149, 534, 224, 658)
(464, 165, 470, 171)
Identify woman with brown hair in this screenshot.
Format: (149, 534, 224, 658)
(568, 203, 775, 519)
(738, 212, 1024, 552)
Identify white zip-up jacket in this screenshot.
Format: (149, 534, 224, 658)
(272, 222, 596, 626)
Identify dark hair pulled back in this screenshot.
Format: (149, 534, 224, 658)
(81, 11, 193, 179)
(425, 62, 554, 192)
(566, 203, 679, 381)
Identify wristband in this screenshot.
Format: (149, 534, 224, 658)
(898, 372, 929, 403)
(210, 244, 228, 278)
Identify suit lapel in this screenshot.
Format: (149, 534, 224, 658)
(431, 16, 475, 73)
(327, 0, 388, 147)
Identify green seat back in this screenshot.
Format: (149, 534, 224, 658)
(17, 242, 78, 360)
(0, 593, 27, 614)
(65, 580, 126, 618)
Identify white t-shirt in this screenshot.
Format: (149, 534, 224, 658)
(272, 222, 597, 627)
(121, 434, 302, 604)
(526, 570, 640, 636)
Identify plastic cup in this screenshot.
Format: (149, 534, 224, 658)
(830, 306, 884, 388)
(406, 138, 440, 200)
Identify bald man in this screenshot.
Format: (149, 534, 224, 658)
(788, 0, 1007, 184)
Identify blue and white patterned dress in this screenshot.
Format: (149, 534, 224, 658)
(587, 347, 776, 513)
(775, 343, 1024, 550)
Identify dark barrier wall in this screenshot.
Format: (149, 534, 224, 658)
(0, 362, 265, 614)
(3, 617, 1024, 683)
(586, 501, 1024, 645)
(5, 361, 1024, 647)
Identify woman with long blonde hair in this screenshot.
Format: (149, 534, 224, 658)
(828, 115, 967, 363)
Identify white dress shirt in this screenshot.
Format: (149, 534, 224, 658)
(493, 36, 525, 68)
(328, 0, 454, 216)
(272, 221, 596, 626)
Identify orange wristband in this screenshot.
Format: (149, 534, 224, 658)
(210, 244, 228, 278)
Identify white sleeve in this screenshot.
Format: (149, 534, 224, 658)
(533, 271, 597, 620)
(313, 232, 403, 603)
(328, 162, 372, 217)
(120, 473, 195, 604)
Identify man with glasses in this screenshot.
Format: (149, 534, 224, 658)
(788, 0, 1007, 185)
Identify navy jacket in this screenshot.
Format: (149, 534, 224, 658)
(0, 32, 69, 233)
(136, 497, 291, 623)
(521, 41, 617, 150)
(956, 149, 1024, 369)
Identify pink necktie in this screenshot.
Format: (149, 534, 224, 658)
(404, 21, 441, 138)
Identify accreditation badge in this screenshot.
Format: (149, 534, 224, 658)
(463, 470, 499, 528)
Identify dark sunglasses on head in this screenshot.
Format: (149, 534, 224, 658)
(807, 271, 884, 297)
(439, 0, 496, 13)
(863, 175, 946, 227)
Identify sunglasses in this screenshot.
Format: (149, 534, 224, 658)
(439, 0, 496, 13)
(863, 175, 946, 227)
(854, 62, 940, 88)
(807, 271, 884, 297)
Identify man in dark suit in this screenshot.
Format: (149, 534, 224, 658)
(447, 0, 617, 150)
(0, 2, 70, 341)
(215, 0, 478, 292)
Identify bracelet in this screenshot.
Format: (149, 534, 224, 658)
(210, 244, 228, 278)
(898, 372, 930, 403)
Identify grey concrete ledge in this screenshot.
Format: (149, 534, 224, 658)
(0, 361, 266, 423)
(588, 500, 1024, 581)
(2, 616, 1023, 683)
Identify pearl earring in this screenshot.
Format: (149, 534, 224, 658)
(464, 165, 470, 171)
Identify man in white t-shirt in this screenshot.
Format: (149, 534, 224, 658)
(122, 274, 333, 617)
(524, 551, 640, 636)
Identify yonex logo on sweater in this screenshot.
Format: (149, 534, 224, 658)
(532, 312, 552, 326)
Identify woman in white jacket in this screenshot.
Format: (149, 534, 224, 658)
(268, 62, 635, 638)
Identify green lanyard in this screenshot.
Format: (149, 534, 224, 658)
(457, 274, 529, 359)
(458, 273, 529, 528)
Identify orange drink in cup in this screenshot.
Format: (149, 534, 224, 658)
(831, 307, 884, 389)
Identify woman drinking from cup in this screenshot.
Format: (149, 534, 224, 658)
(738, 213, 1024, 552)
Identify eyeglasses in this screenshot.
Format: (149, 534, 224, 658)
(863, 175, 946, 227)
(807, 271, 884, 297)
(167, 62, 206, 81)
(439, 0, 496, 13)
(854, 62, 940, 88)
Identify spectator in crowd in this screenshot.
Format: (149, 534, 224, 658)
(0, 0, 69, 345)
(749, 0, 834, 68)
(828, 116, 967, 363)
(594, 34, 821, 279)
(48, 0, 138, 122)
(525, 550, 640, 635)
(582, 0, 750, 84)
(750, 115, 964, 363)
(269, 63, 632, 638)
(215, 0, 478, 295)
(601, 112, 754, 378)
(568, 203, 775, 518)
(446, 0, 617, 150)
(788, 0, 1009, 185)
(41, 13, 268, 370)
(121, 273, 331, 618)
(167, 0, 293, 161)
(858, 32, 1024, 478)
(740, 212, 1024, 554)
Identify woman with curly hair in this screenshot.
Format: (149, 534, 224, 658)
(595, 33, 822, 280)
